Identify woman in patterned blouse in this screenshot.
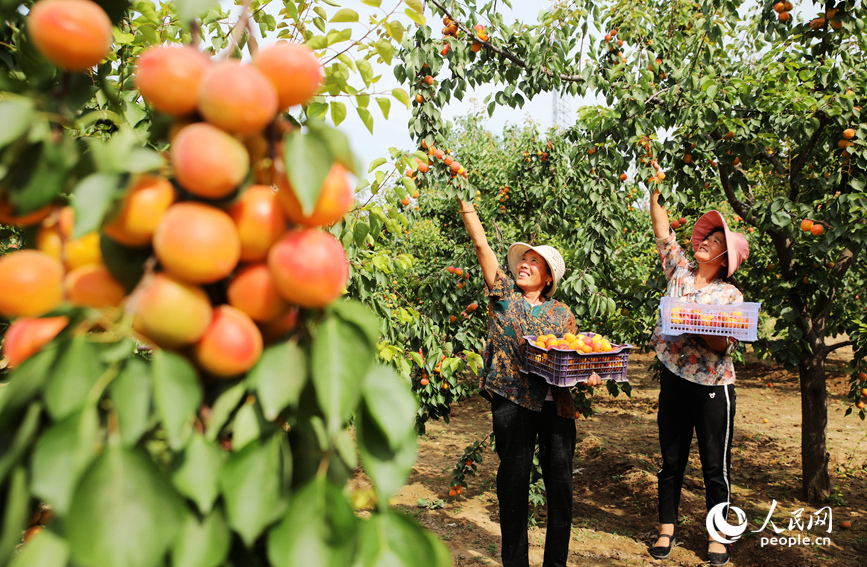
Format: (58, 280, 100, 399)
(648, 189, 749, 567)
(458, 197, 601, 567)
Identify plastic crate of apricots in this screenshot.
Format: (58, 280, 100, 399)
(660, 297, 761, 342)
(521, 332, 633, 388)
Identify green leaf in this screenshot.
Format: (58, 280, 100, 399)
(368, 157, 387, 173)
(330, 8, 358, 22)
(376, 96, 391, 119)
(282, 128, 333, 216)
(361, 365, 418, 451)
(404, 8, 425, 25)
(172, 433, 225, 515)
(404, 0, 423, 12)
(330, 299, 380, 347)
(361, 0, 381, 6)
(176, 0, 222, 27)
(219, 435, 286, 547)
(152, 350, 202, 451)
(31, 409, 100, 516)
(8, 138, 73, 214)
(312, 313, 373, 435)
(0, 401, 40, 489)
(308, 120, 358, 175)
(171, 508, 231, 567)
(70, 172, 123, 239)
(44, 336, 105, 421)
(357, 107, 374, 133)
(355, 509, 451, 567)
(375, 39, 394, 65)
(204, 381, 247, 441)
(267, 477, 357, 567)
(387, 21, 404, 44)
(248, 341, 308, 421)
(330, 101, 347, 126)
(392, 88, 410, 108)
(0, 99, 34, 149)
(357, 407, 417, 500)
(8, 529, 69, 567)
(110, 357, 153, 447)
(0, 345, 59, 424)
(231, 399, 270, 451)
(67, 447, 185, 567)
(0, 466, 29, 565)
(353, 222, 370, 248)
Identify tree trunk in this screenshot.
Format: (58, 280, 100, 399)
(799, 356, 830, 503)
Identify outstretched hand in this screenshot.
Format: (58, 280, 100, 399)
(586, 371, 602, 387)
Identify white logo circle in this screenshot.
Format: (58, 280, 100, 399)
(706, 502, 748, 544)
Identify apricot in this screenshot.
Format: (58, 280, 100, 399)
(0, 250, 64, 317)
(277, 163, 354, 227)
(2, 316, 69, 368)
(253, 42, 323, 109)
(170, 123, 250, 200)
(198, 60, 278, 135)
(259, 306, 299, 343)
(229, 185, 287, 262)
(800, 219, 814, 232)
(134, 45, 211, 115)
(0, 199, 53, 227)
(132, 273, 213, 348)
(64, 231, 102, 270)
(153, 202, 241, 284)
(193, 305, 263, 378)
(268, 228, 349, 307)
(811, 224, 825, 236)
(103, 175, 175, 247)
(36, 206, 74, 260)
(27, 0, 113, 71)
(227, 263, 289, 322)
(65, 264, 126, 308)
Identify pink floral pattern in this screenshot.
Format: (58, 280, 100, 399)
(650, 232, 743, 385)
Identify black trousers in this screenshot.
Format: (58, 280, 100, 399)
(492, 395, 576, 567)
(657, 366, 736, 524)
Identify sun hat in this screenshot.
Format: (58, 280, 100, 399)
(506, 242, 565, 298)
(691, 210, 749, 277)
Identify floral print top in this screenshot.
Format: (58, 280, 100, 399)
(650, 231, 743, 386)
(481, 267, 578, 418)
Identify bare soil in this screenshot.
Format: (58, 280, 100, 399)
(370, 348, 867, 566)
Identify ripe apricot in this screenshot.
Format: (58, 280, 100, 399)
(170, 123, 250, 199)
(268, 228, 349, 307)
(259, 306, 299, 344)
(619, 173, 627, 181)
(843, 128, 855, 139)
(837, 139, 851, 149)
(2, 316, 68, 368)
(198, 60, 279, 134)
(194, 305, 263, 378)
(35, 206, 74, 259)
(134, 45, 211, 115)
(471, 42, 482, 52)
(229, 185, 287, 262)
(153, 202, 241, 284)
(810, 224, 824, 236)
(778, 11, 790, 22)
(227, 263, 289, 323)
(27, 0, 112, 71)
(103, 175, 175, 247)
(253, 42, 323, 109)
(64, 231, 102, 270)
(132, 273, 213, 348)
(0, 200, 53, 226)
(276, 163, 354, 227)
(65, 264, 126, 308)
(800, 219, 814, 232)
(0, 250, 64, 317)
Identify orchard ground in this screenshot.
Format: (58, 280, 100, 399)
(352, 347, 867, 566)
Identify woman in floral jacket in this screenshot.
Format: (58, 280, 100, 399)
(458, 197, 600, 567)
(648, 189, 749, 567)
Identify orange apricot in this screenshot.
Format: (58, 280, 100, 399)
(810, 224, 825, 236)
(259, 306, 299, 344)
(193, 305, 264, 378)
(0, 200, 53, 227)
(268, 228, 349, 307)
(170, 123, 250, 200)
(65, 264, 126, 308)
(800, 219, 814, 232)
(27, 0, 113, 71)
(103, 175, 175, 247)
(132, 273, 213, 348)
(134, 45, 211, 116)
(153, 202, 241, 284)
(198, 60, 278, 135)
(0, 250, 64, 317)
(227, 263, 289, 323)
(2, 316, 69, 368)
(64, 231, 102, 270)
(229, 185, 286, 262)
(253, 42, 323, 109)
(277, 163, 354, 227)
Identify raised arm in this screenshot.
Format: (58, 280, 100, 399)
(650, 189, 671, 240)
(458, 198, 498, 290)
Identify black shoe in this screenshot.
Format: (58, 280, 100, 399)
(707, 542, 730, 566)
(648, 533, 675, 559)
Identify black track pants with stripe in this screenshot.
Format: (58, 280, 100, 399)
(656, 365, 736, 524)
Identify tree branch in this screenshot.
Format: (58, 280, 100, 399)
(757, 148, 787, 176)
(789, 113, 831, 199)
(821, 340, 853, 357)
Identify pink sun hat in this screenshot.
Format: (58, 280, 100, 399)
(691, 210, 749, 277)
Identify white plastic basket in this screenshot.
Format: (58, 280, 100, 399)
(660, 297, 761, 342)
